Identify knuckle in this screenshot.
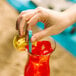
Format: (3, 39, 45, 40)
(37, 7, 43, 13)
(21, 15, 25, 18)
(21, 11, 25, 14)
(21, 15, 26, 20)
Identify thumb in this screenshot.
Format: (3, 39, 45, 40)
(31, 30, 48, 42)
(31, 25, 58, 42)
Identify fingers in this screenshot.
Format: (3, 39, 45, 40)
(31, 29, 48, 42)
(16, 8, 47, 38)
(27, 8, 47, 28)
(27, 14, 41, 30)
(16, 16, 22, 30)
(19, 13, 35, 36)
(31, 24, 60, 42)
(16, 9, 35, 30)
(31, 24, 65, 42)
(16, 11, 36, 36)
(18, 17, 27, 36)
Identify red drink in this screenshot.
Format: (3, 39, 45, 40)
(24, 41, 54, 76)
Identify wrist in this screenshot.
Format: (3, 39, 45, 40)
(63, 5, 76, 25)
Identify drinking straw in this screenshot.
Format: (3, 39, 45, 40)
(28, 30, 32, 53)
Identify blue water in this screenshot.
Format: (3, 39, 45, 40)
(67, 0, 76, 3)
(7, 0, 76, 57)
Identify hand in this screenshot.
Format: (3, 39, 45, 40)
(16, 7, 70, 42)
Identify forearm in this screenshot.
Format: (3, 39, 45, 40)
(47, 5, 76, 35)
(63, 4, 76, 26)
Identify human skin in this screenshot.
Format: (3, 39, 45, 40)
(16, 4, 76, 42)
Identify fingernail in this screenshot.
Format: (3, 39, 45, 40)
(27, 22, 30, 24)
(26, 35, 28, 42)
(31, 36, 36, 42)
(19, 32, 24, 37)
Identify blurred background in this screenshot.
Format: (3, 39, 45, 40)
(0, 0, 76, 76)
